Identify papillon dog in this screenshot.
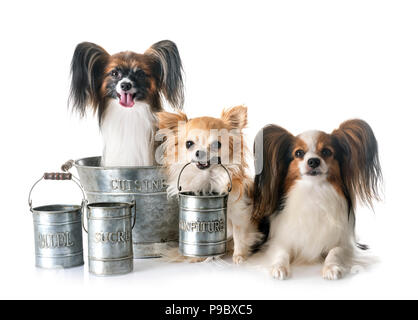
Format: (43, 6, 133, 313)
(251, 119, 382, 280)
(69, 40, 184, 166)
(157, 106, 259, 263)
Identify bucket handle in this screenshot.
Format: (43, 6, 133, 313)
(177, 162, 233, 193)
(28, 172, 87, 213)
(82, 200, 136, 234)
(61, 159, 82, 181)
(61, 160, 75, 172)
(81, 201, 88, 233)
(130, 200, 137, 230)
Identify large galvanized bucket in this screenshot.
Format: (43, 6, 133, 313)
(177, 163, 232, 257)
(28, 172, 85, 269)
(85, 201, 135, 276)
(62, 157, 178, 258)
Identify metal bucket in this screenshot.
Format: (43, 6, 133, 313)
(28, 172, 85, 269)
(177, 163, 232, 257)
(62, 157, 179, 258)
(85, 201, 135, 276)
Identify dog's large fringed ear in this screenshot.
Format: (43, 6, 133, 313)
(331, 119, 382, 207)
(146, 40, 184, 110)
(69, 42, 109, 117)
(156, 111, 188, 166)
(157, 111, 188, 131)
(252, 125, 295, 221)
(221, 105, 248, 130)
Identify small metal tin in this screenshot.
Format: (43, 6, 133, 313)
(177, 163, 232, 257)
(66, 157, 179, 258)
(85, 202, 135, 276)
(28, 173, 85, 269)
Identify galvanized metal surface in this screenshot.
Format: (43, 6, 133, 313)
(86, 202, 134, 276)
(31, 204, 84, 269)
(179, 192, 228, 257)
(177, 162, 231, 257)
(73, 157, 179, 258)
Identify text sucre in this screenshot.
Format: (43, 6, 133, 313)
(94, 231, 131, 244)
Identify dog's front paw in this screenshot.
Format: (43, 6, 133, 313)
(233, 254, 247, 265)
(271, 264, 290, 280)
(322, 264, 344, 280)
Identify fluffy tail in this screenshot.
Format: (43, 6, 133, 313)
(160, 247, 210, 263)
(160, 238, 234, 263)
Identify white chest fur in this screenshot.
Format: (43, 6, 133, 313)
(167, 164, 232, 197)
(268, 178, 353, 263)
(100, 100, 156, 167)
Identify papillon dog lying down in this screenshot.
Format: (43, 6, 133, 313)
(157, 106, 260, 264)
(249, 119, 382, 280)
(69, 40, 184, 167)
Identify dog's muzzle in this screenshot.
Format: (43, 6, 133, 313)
(194, 156, 221, 170)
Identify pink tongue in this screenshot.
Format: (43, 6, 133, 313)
(127, 93, 133, 106)
(119, 93, 134, 108)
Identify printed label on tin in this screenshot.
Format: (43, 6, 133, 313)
(111, 178, 167, 192)
(38, 232, 74, 249)
(94, 231, 132, 244)
(179, 219, 225, 233)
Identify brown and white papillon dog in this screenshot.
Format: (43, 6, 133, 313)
(157, 106, 260, 263)
(69, 40, 184, 166)
(251, 119, 382, 280)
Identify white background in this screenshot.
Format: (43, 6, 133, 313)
(0, 0, 417, 300)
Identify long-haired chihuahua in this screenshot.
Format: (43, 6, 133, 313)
(157, 106, 260, 263)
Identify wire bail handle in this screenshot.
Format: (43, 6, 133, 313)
(177, 162, 233, 193)
(28, 172, 87, 212)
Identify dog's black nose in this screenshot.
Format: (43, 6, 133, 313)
(195, 150, 207, 160)
(120, 82, 132, 91)
(308, 158, 321, 168)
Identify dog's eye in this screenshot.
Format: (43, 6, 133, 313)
(111, 70, 121, 79)
(186, 141, 194, 149)
(211, 141, 221, 150)
(135, 69, 146, 78)
(295, 149, 305, 158)
(321, 148, 332, 157)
